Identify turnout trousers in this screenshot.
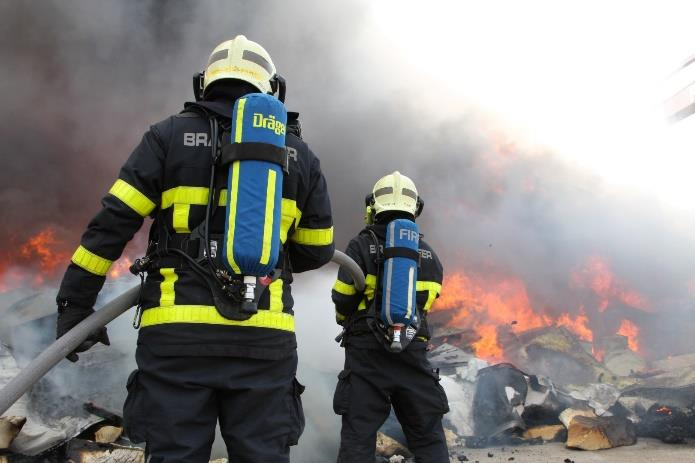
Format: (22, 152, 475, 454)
(333, 341, 450, 463)
(123, 343, 305, 463)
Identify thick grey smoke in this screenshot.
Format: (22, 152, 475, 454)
(4, 0, 695, 459)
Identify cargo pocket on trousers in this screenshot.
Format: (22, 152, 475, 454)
(332, 369, 352, 415)
(122, 369, 147, 443)
(432, 369, 450, 415)
(287, 377, 305, 446)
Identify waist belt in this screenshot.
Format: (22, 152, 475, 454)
(153, 233, 210, 268)
(153, 233, 286, 272)
(140, 305, 295, 331)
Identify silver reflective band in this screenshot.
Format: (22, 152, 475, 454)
(374, 186, 394, 197)
(242, 50, 274, 74)
(208, 48, 228, 66)
(401, 188, 417, 200)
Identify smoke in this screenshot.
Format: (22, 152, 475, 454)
(3, 0, 695, 459)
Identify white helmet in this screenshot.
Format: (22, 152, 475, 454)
(203, 35, 277, 95)
(368, 171, 423, 220)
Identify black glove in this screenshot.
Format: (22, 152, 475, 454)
(56, 304, 111, 362)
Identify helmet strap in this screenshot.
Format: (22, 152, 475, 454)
(271, 74, 286, 103)
(364, 193, 375, 225)
(193, 72, 205, 101)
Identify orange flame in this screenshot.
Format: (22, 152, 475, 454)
(435, 256, 650, 363)
(656, 406, 672, 415)
(109, 257, 133, 279)
(435, 270, 550, 361)
(19, 228, 70, 274)
(572, 256, 648, 312)
(556, 311, 593, 342)
(617, 319, 640, 352)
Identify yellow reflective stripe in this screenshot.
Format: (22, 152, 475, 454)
(219, 193, 300, 244)
(416, 281, 442, 293)
(260, 169, 276, 265)
(225, 162, 241, 273)
(172, 203, 190, 233)
(280, 199, 298, 243)
(336, 310, 346, 322)
(235, 98, 246, 143)
(416, 281, 442, 312)
(161, 186, 210, 209)
(159, 268, 178, 306)
(139, 305, 294, 332)
(71, 245, 113, 276)
(333, 280, 356, 296)
(108, 179, 156, 217)
(269, 279, 283, 312)
(365, 274, 377, 299)
(358, 274, 377, 311)
(291, 226, 334, 246)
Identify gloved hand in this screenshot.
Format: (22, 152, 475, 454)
(56, 305, 110, 362)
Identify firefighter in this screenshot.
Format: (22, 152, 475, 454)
(55, 35, 334, 462)
(331, 172, 449, 462)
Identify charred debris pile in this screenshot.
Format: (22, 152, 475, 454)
(398, 324, 695, 460)
(3, 292, 695, 462)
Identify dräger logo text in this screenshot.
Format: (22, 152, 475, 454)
(253, 113, 286, 135)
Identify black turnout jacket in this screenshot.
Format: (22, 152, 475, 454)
(331, 223, 443, 345)
(57, 93, 334, 359)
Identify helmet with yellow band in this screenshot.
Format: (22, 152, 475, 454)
(194, 35, 286, 102)
(365, 171, 424, 224)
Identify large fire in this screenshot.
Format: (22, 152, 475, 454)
(434, 255, 647, 362)
(571, 255, 648, 312)
(0, 227, 137, 293)
(0, 228, 71, 291)
(435, 271, 550, 361)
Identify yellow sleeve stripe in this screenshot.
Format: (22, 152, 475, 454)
(416, 281, 442, 312)
(71, 245, 113, 276)
(290, 226, 334, 246)
(416, 281, 442, 293)
(333, 280, 357, 296)
(108, 179, 156, 217)
(335, 310, 346, 322)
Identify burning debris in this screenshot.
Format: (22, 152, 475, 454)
(374, 318, 695, 461)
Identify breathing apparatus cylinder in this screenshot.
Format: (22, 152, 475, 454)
(380, 219, 420, 352)
(221, 93, 287, 314)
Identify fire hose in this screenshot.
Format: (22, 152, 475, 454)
(0, 250, 364, 416)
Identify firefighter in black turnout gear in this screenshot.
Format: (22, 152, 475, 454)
(331, 172, 449, 462)
(55, 36, 334, 462)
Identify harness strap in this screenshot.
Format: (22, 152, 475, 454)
(221, 143, 288, 171)
(382, 247, 420, 261)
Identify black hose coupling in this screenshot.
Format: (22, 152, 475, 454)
(129, 256, 151, 275)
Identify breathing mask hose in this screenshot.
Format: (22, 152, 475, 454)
(0, 251, 364, 416)
(204, 118, 226, 285)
